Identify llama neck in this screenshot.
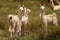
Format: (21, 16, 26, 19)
(40, 13, 45, 22)
(40, 9, 45, 18)
(41, 13, 45, 17)
(24, 11, 29, 17)
(24, 8, 29, 17)
(18, 9, 22, 20)
(40, 13, 43, 22)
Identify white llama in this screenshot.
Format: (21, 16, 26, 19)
(39, 4, 58, 39)
(21, 7, 31, 36)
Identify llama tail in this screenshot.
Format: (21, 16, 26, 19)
(8, 15, 13, 22)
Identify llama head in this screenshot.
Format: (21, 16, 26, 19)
(18, 5, 25, 11)
(27, 8, 31, 13)
(40, 4, 45, 14)
(19, 7, 24, 11)
(40, 4, 45, 10)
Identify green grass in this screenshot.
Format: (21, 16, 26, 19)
(0, 1, 60, 40)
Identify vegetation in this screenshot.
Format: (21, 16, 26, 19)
(0, 0, 60, 40)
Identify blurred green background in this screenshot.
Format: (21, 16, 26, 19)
(0, 0, 60, 40)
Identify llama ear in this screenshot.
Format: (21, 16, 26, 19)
(44, 4, 45, 6)
(40, 4, 41, 6)
(22, 5, 24, 7)
(18, 5, 20, 7)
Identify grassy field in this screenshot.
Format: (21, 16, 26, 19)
(0, 0, 60, 40)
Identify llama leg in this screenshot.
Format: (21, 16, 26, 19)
(53, 20, 58, 26)
(9, 26, 13, 39)
(44, 21, 48, 32)
(12, 23, 16, 39)
(17, 22, 22, 36)
(12, 23, 16, 32)
(55, 22, 58, 26)
(12, 31, 16, 40)
(10, 31, 13, 39)
(43, 22, 48, 40)
(24, 22, 27, 36)
(21, 22, 24, 36)
(21, 22, 27, 36)
(9, 26, 11, 32)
